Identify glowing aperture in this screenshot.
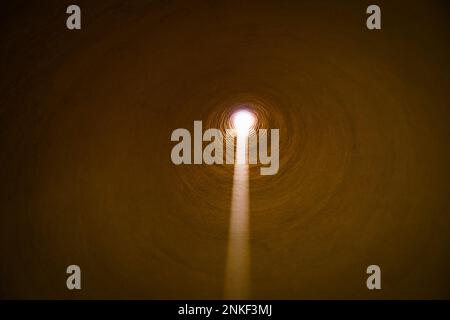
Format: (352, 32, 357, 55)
(231, 110, 256, 135)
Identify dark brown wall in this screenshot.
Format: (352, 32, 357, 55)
(0, 0, 449, 299)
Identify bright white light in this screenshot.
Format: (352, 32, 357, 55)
(224, 109, 254, 299)
(232, 110, 255, 135)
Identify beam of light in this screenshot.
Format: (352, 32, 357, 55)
(224, 110, 255, 299)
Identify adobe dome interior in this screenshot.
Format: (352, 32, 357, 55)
(0, 0, 449, 299)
